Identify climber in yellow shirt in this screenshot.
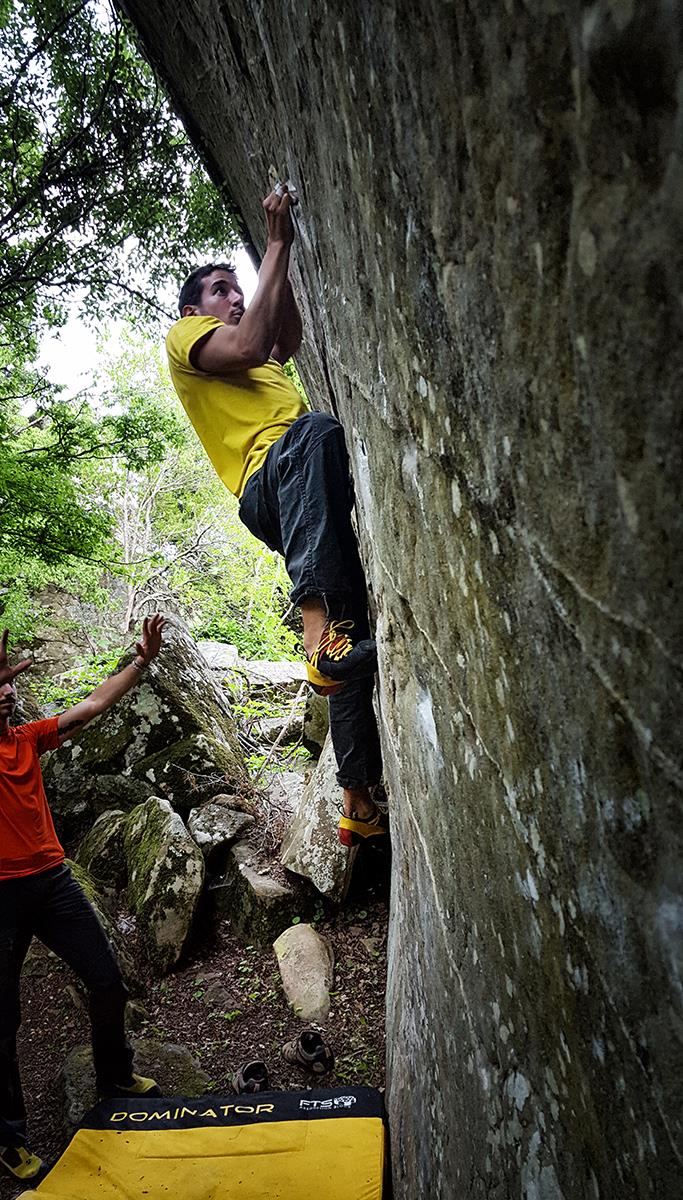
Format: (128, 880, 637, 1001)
(166, 185, 386, 846)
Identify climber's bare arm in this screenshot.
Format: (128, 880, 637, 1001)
(193, 189, 296, 373)
(271, 280, 303, 365)
(57, 615, 166, 743)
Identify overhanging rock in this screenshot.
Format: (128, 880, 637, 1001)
(118, 4, 683, 1197)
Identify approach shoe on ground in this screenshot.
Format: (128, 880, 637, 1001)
(306, 620, 377, 696)
(282, 1029, 334, 1077)
(0, 1143, 44, 1182)
(232, 1060, 269, 1094)
(101, 1072, 162, 1098)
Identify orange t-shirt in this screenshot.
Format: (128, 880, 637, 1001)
(0, 717, 64, 880)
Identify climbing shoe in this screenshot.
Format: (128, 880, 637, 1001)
(338, 801, 389, 847)
(282, 1029, 334, 1077)
(232, 1060, 270, 1094)
(100, 1073, 162, 1099)
(306, 620, 377, 696)
(0, 1143, 44, 1182)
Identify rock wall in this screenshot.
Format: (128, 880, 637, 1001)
(118, 3, 683, 1196)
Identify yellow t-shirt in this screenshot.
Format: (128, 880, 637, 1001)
(166, 316, 308, 498)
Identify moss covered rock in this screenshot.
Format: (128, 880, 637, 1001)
(124, 797, 205, 975)
(61, 1038, 211, 1136)
(43, 622, 248, 847)
(209, 842, 303, 946)
(75, 809, 127, 891)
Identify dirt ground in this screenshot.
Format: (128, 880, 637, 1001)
(0, 849, 389, 1199)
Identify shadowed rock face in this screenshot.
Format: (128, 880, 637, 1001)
(118, 3, 683, 1196)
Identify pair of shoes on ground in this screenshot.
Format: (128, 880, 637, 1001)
(306, 619, 377, 696)
(232, 1030, 334, 1093)
(338, 799, 389, 847)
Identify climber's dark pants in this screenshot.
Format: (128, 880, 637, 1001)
(0, 863, 133, 1148)
(239, 411, 383, 789)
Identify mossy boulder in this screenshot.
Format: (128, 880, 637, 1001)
(61, 1038, 211, 1136)
(124, 796, 205, 975)
(208, 842, 303, 946)
(75, 809, 128, 891)
(43, 622, 248, 846)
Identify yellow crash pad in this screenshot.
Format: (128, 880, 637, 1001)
(21, 1087, 387, 1199)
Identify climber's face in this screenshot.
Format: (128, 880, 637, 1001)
(195, 269, 245, 325)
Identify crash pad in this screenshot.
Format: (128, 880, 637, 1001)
(20, 1087, 387, 1199)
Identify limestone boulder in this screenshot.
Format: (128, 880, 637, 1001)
(61, 1039, 211, 1136)
(75, 809, 127, 891)
(43, 621, 248, 845)
(117, 4, 683, 1197)
(188, 799, 255, 866)
(197, 640, 239, 671)
(124, 797, 205, 975)
(280, 736, 352, 901)
(273, 923, 334, 1023)
(208, 842, 302, 945)
(267, 767, 308, 818)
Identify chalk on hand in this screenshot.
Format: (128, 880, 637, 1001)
(273, 178, 299, 205)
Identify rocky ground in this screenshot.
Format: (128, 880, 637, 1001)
(0, 852, 389, 1199)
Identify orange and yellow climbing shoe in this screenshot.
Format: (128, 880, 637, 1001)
(306, 620, 377, 696)
(338, 801, 389, 847)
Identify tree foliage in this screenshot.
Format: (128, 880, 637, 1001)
(0, 348, 186, 566)
(0, 0, 238, 356)
(0, 0, 240, 573)
(0, 334, 300, 663)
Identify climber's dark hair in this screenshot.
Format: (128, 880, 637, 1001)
(178, 262, 236, 314)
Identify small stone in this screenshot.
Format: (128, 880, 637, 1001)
(273, 923, 334, 1023)
(361, 937, 380, 956)
(203, 980, 231, 1008)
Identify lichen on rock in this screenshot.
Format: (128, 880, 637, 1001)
(43, 622, 248, 842)
(123, 796, 205, 975)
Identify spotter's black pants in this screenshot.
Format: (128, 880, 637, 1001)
(239, 412, 383, 788)
(0, 863, 133, 1148)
